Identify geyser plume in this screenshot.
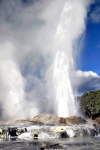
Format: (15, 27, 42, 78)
(53, 0, 91, 117)
(0, 0, 92, 120)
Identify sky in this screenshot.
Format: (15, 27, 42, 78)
(75, 0, 100, 95)
(0, 0, 100, 119)
(81, 1, 100, 75)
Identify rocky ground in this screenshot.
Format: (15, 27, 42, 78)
(0, 114, 100, 149)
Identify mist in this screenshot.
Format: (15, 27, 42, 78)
(0, 0, 93, 120)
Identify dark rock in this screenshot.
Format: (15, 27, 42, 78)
(60, 131, 67, 138)
(8, 128, 18, 137)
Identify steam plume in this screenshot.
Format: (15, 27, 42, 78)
(0, 0, 93, 120)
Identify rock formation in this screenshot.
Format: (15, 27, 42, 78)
(32, 114, 87, 125)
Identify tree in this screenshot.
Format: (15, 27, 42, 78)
(80, 90, 100, 119)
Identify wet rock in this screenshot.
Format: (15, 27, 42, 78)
(50, 143, 63, 149)
(0, 128, 3, 134)
(0, 128, 4, 139)
(60, 131, 67, 138)
(31, 129, 60, 139)
(17, 127, 27, 135)
(8, 128, 18, 137)
(53, 125, 98, 137)
(93, 122, 99, 128)
(0, 128, 7, 139)
(52, 126, 68, 138)
(34, 132, 38, 139)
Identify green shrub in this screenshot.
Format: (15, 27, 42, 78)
(80, 90, 100, 119)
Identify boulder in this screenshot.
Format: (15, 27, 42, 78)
(32, 114, 87, 125)
(94, 117, 100, 124)
(64, 116, 87, 125)
(32, 114, 60, 124)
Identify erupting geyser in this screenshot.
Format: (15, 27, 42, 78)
(53, 51, 76, 117)
(53, 0, 91, 117)
(0, 0, 92, 120)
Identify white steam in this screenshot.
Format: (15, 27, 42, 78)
(0, 0, 93, 120)
(0, 42, 25, 119)
(52, 0, 93, 117)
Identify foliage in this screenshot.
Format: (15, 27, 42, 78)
(80, 90, 100, 119)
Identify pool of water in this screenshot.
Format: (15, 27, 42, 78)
(0, 136, 100, 150)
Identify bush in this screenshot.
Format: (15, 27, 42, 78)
(80, 90, 100, 119)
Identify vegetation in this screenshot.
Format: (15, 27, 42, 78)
(80, 90, 100, 119)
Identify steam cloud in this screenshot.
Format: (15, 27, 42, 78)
(0, 0, 94, 120)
